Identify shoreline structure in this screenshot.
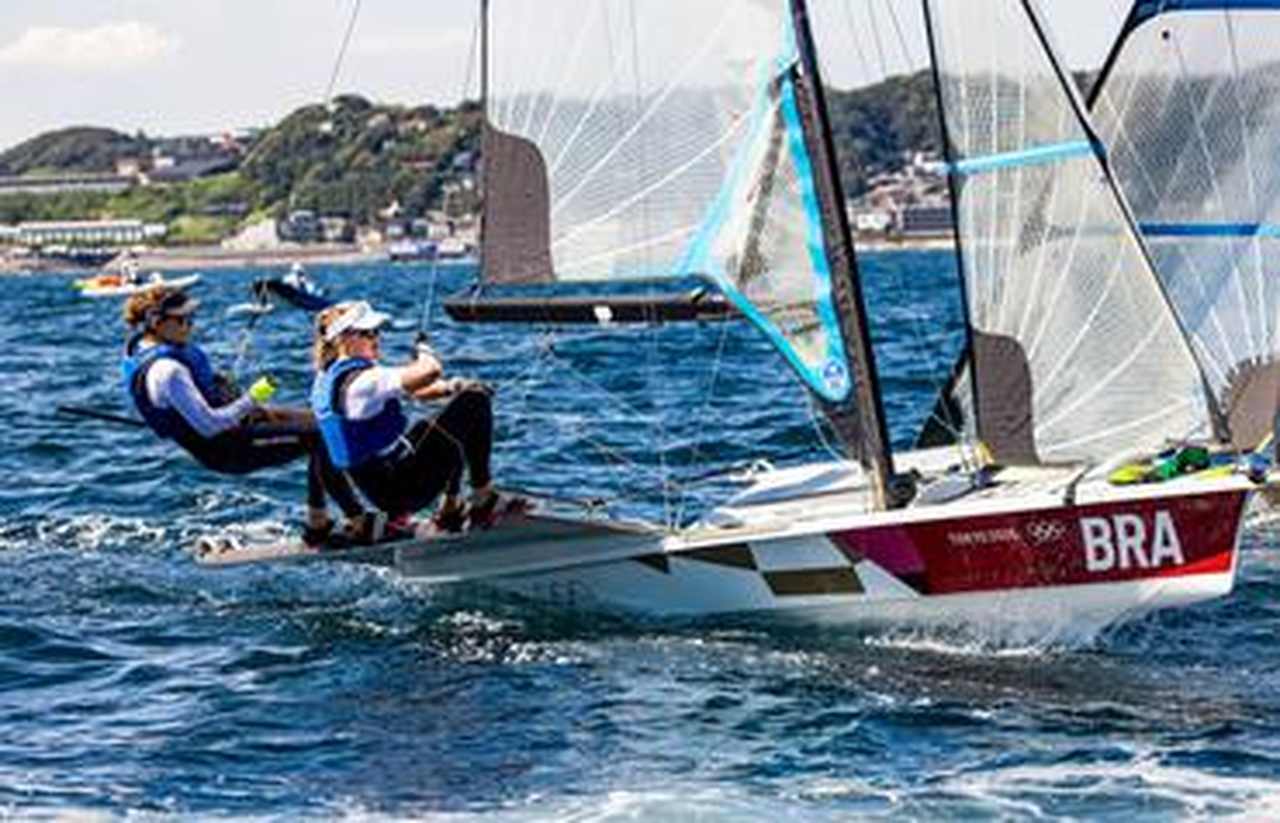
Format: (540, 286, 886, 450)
(2, 235, 953, 275)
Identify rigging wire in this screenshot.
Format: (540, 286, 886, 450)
(672, 318, 737, 528)
(324, 0, 363, 104)
(623, 0, 678, 528)
(828, 0, 970, 456)
(461, 5, 480, 101)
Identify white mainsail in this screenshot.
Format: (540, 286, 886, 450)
(482, 0, 862, 404)
(1091, 2, 1280, 448)
(922, 0, 1215, 464)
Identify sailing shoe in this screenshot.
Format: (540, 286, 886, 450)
(431, 502, 468, 534)
(385, 512, 418, 541)
(343, 511, 389, 545)
(468, 492, 531, 531)
(302, 519, 335, 548)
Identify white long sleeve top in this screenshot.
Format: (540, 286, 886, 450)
(144, 357, 254, 438)
(341, 365, 408, 420)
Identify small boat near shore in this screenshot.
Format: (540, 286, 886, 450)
(74, 271, 201, 298)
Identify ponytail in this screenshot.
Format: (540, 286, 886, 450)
(313, 303, 347, 371)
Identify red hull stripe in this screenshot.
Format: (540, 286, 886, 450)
(829, 490, 1247, 595)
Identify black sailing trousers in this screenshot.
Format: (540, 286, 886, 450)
(350, 388, 494, 518)
(182, 416, 364, 517)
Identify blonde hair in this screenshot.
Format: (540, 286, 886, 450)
(313, 302, 352, 371)
(122, 285, 178, 329)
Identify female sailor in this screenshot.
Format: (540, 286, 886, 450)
(121, 285, 362, 544)
(310, 300, 515, 534)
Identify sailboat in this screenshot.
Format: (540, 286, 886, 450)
(200, 0, 1259, 640)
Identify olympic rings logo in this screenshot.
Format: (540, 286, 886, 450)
(1024, 519, 1067, 545)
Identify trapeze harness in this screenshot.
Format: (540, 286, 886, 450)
(121, 333, 239, 468)
(312, 357, 408, 471)
(313, 356, 495, 517)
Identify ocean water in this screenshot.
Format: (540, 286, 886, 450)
(4, 256, 1280, 819)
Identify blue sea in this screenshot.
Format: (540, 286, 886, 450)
(4, 255, 1280, 819)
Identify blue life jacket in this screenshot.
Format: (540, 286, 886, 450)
(311, 357, 406, 469)
(121, 333, 228, 441)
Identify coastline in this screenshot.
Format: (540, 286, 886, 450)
(0, 235, 954, 276)
(0, 242, 385, 275)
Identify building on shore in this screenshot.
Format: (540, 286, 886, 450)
(4, 219, 167, 247)
(0, 174, 136, 197)
(897, 204, 955, 238)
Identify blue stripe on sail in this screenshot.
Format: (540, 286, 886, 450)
(777, 76, 851, 402)
(676, 39, 851, 403)
(1140, 222, 1280, 238)
(949, 140, 1093, 176)
(1134, 0, 1280, 27)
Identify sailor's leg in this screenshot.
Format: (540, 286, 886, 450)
(192, 428, 309, 474)
(319, 450, 365, 518)
(304, 451, 327, 510)
(409, 388, 493, 491)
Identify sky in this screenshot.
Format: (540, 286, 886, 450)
(0, 1, 1131, 152)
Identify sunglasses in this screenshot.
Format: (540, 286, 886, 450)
(350, 329, 380, 340)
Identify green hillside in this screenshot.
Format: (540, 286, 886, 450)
(827, 70, 943, 195)
(240, 94, 482, 223)
(0, 75, 967, 242)
(0, 126, 149, 177)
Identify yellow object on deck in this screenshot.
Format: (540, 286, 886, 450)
(1108, 464, 1150, 485)
(1194, 465, 1237, 481)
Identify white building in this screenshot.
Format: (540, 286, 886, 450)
(10, 219, 167, 246)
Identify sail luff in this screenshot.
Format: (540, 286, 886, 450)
(788, 0, 898, 510)
(920, 0, 982, 445)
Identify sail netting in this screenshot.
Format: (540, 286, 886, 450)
(922, 0, 1214, 464)
(1091, 3, 1280, 449)
(482, 0, 854, 402)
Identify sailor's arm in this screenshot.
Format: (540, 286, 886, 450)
(148, 360, 254, 437)
(398, 350, 443, 394)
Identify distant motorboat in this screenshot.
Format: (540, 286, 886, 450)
(248, 263, 331, 312)
(74, 271, 201, 298)
(387, 239, 438, 263)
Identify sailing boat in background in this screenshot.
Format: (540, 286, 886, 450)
(202, 0, 1260, 642)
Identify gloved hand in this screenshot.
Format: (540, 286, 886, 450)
(448, 377, 492, 395)
(248, 375, 277, 404)
(413, 332, 437, 362)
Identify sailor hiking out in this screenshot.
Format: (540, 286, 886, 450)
(121, 285, 363, 544)
(311, 300, 517, 536)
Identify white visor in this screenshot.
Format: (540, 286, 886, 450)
(324, 300, 391, 341)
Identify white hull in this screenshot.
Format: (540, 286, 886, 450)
(77, 273, 201, 297)
(450, 566, 1235, 643)
(386, 450, 1252, 639)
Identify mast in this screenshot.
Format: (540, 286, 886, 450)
(477, 0, 490, 279)
(788, 0, 900, 509)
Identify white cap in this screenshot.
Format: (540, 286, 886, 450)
(324, 300, 391, 341)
